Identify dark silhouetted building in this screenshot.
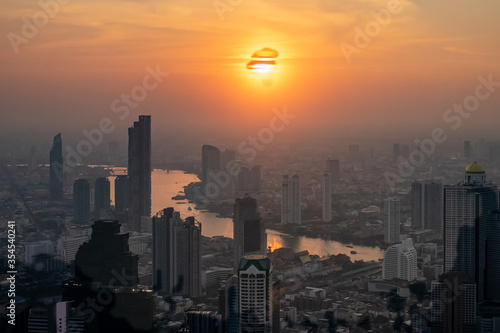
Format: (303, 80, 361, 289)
(175, 216, 202, 297)
(128, 115, 151, 231)
(50, 133, 63, 200)
(411, 181, 443, 231)
(115, 175, 130, 214)
(185, 311, 222, 333)
(233, 195, 266, 270)
(281, 175, 301, 224)
(73, 179, 90, 224)
(94, 177, 110, 219)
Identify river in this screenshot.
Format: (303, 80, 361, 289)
(107, 168, 384, 261)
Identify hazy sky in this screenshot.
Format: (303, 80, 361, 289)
(2, 0, 500, 144)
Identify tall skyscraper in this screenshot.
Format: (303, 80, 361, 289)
(281, 175, 301, 224)
(464, 140, 472, 158)
(114, 175, 129, 214)
(238, 255, 275, 333)
(411, 181, 443, 231)
(233, 195, 267, 270)
(128, 115, 151, 231)
(326, 159, 340, 183)
(174, 216, 202, 297)
(73, 179, 90, 224)
(382, 238, 418, 281)
(153, 208, 180, 295)
(202, 144, 221, 195)
(384, 197, 400, 245)
(443, 162, 498, 302)
(94, 177, 110, 220)
(219, 275, 239, 333)
(322, 173, 332, 222)
(49, 133, 63, 201)
(153, 208, 202, 297)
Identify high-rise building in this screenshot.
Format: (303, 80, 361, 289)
(24, 240, 54, 264)
(114, 175, 129, 214)
(49, 133, 63, 201)
(326, 159, 340, 183)
(153, 208, 180, 295)
(185, 311, 223, 333)
(202, 144, 221, 189)
(411, 181, 443, 231)
(153, 208, 202, 297)
(281, 175, 301, 224)
(443, 162, 498, 302)
(73, 179, 90, 224)
(464, 140, 472, 158)
(219, 275, 239, 333)
(384, 197, 400, 245)
(94, 177, 110, 219)
(56, 235, 89, 263)
(238, 255, 275, 333)
(322, 173, 332, 222)
(382, 238, 418, 281)
(233, 195, 267, 270)
(26, 301, 96, 333)
(128, 115, 151, 231)
(174, 216, 202, 297)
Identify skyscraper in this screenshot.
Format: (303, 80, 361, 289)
(443, 162, 498, 302)
(202, 144, 221, 195)
(114, 175, 129, 214)
(384, 197, 400, 245)
(411, 181, 443, 231)
(174, 216, 202, 297)
(94, 177, 110, 220)
(281, 175, 301, 224)
(238, 255, 275, 333)
(382, 238, 418, 281)
(49, 133, 63, 201)
(322, 173, 332, 222)
(233, 195, 267, 270)
(128, 115, 151, 231)
(73, 179, 90, 224)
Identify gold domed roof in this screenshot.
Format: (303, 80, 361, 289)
(465, 162, 485, 173)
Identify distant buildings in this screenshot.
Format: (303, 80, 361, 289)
(237, 166, 261, 193)
(49, 133, 63, 201)
(56, 235, 89, 263)
(202, 144, 221, 195)
(281, 175, 301, 224)
(24, 240, 54, 264)
(153, 208, 201, 297)
(383, 197, 400, 245)
(73, 179, 90, 224)
(233, 195, 267, 270)
(238, 255, 276, 333)
(128, 115, 151, 231)
(382, 238, 418, 281)
(114, 175, 129, 214)
(322, 173, 332, 222)
(411, 181, 443, 231)
(94, 177, 110, 219)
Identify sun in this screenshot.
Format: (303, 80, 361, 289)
(246, 47, 279, 77)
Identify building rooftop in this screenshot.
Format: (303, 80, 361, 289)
(465, 161, 485, 173)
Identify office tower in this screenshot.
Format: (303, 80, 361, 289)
(153, 208, 180, 295)
(382, 238, 418, 281)
(219, 275, 239, 333)
(27, 301, 96, 333)
(393, 143, 401, 162)
(464, 140, 472, 158)
(73, 220, 138, 285)
(24, 240, 54, 264)
(238, 255, 274, 333)
(322, 173, 332, 222)
(384, 197, 401, 245)
(201, 144, 221, 194)
(431, 273, 476, 332)
(128, 115, 151, 231)
(233, 195, 267, 270)
(114, 175, 129, 213)
(73, 179, 90, 224)
(411, 181, 443, 231)
(487, 213, 500, 301)
(443, 162, 497, 302)
(49, 133, 63, 201)
(281, 175, 301, 224)
(326, 159, 340, 183)
(174, 216, 202, 297)
(94, 177, 110, 219)
(185, 311, 223, 333)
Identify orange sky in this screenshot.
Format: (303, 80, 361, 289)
(1, 0, 500, 141)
